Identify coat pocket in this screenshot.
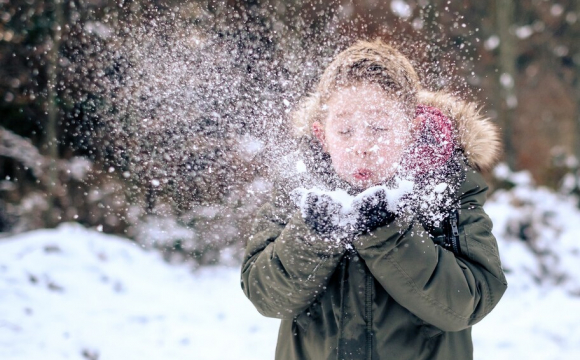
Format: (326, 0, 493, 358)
(419, 321, 444, 338)
(409, 312, 444, 339)
(294, 299, 322, 333)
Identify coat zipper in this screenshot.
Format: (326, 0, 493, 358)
(450, 209, 461, 255)
(337, 256, 347, 360)
(365, 271, 373, 360)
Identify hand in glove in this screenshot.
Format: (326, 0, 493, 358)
(298, 192, 341, 235)
(290, 190, 354, 245)
(351, 188, 395, 234)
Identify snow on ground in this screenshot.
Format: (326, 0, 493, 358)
(2, 176, 580, 359)
(472, 167, 580, 360)
(473, 286, 580, 360)
(0, 223, 279, 360)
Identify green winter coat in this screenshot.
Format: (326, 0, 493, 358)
(240, 91, 508, 360)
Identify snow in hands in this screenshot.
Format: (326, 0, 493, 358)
(290, 177, 415, 242)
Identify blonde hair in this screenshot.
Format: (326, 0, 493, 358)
(291, 38, 421, 138)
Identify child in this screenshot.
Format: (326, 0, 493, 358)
(240, 38, 508, 360)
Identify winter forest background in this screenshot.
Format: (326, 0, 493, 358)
(1, 0, 580, 359)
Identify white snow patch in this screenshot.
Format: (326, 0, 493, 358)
(390, 0, 412, 19)
(515, 25, 534, 39)
(500, 73, 514, 89)
(484, 35, 500, 51)
(550, 4, 564, 17)
(83, 21, 112, 39)
(134, 215, 196, 250)
(433, 182, 448, 193)
(237, 134, 264, 161)
(295, 160, 307, 173)
(66, 157, 92, 181)
(493, 162, 535, 186)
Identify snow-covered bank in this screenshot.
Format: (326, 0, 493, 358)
(473, 286, 580, 360)
(2, 174, 580, 359)
(472, 166, 580, 360)
(0, 224, 279, 360)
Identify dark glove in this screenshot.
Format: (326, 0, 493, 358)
(351, 189, 395, 234)
(300, 192, 342, 235)
(290, 190, 355, 246)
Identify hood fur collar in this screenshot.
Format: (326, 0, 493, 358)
(417, 90, 503, 172)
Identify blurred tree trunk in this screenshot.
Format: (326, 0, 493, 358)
(44, 0, 65, 226)
(574, 2, 580, 167)
(421, 0, 443, 90)
(496, 0, 517, 170)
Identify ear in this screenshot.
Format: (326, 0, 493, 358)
(312, 121, 327, 152)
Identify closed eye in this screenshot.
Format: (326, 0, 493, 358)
(338, 129, 352, 135)
(371, 126, 388, 132)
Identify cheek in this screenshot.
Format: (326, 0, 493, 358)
(325, 134, 346, 156)
(376, 134, 410, 159)
(326, 141, 354, 171)
(328, 147, 350, 166)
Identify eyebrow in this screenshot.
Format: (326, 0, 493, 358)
(333, 111, 350, 118)
(335, 122, 390, 129)
(334, 110, 396, 119)
(335, 109, 391, 117)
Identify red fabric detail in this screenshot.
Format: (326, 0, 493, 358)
(401, 104, 456, 176)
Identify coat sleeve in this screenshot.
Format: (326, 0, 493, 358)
(240, 192, 346, 320)
(353, 167, 508, 332)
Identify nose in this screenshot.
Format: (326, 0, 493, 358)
(354, 145, 369, 158)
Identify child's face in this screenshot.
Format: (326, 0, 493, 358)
(312, 82, 416, 189)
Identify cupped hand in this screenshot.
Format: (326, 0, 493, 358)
(351, 188, 395, 234)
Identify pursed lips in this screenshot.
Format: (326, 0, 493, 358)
(353, 168, 373, 180)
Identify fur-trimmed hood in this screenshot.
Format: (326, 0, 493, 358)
(290, 89, 503, 174)
(417, 90, 503, 172)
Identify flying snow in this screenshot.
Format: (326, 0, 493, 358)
(290, 177, 415, 229)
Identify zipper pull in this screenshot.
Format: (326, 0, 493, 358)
(451, 211, 459, 237)
(450, 209, 461, 254)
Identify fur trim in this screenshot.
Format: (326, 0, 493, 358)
(417, 90, 503, 172)
(290, 92, 321, 138)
